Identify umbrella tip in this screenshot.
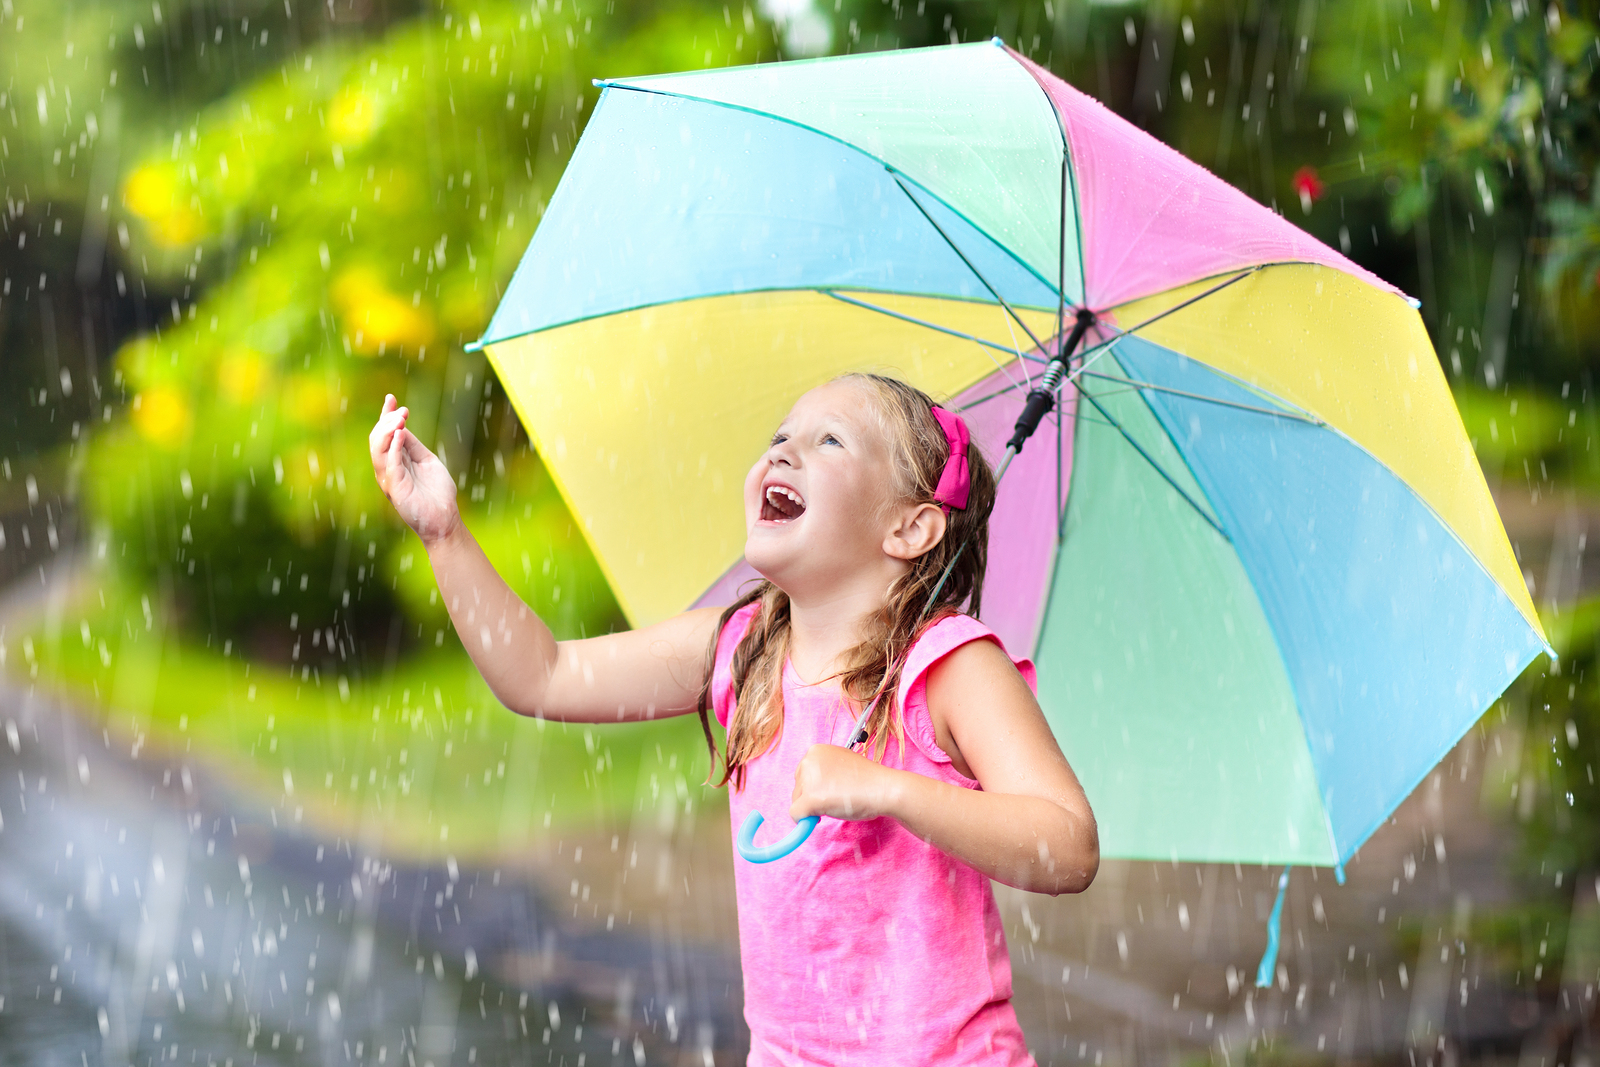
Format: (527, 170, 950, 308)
(464, 340, 485, 353)
(990, 35, 1005, 47)
(1405, 295, 1422, 309)
(592, 78, 607, 87)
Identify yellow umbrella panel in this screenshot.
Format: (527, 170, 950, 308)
(484, 290, 1056, 626)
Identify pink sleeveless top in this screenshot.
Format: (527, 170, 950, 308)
(712, 604, 1039, 1067)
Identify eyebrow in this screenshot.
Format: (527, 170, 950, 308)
(815, 416, 857, 440)
(772, 402, 866, 442)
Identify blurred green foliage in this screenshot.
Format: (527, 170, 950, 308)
(1508, 598, 1600, 878)
(0, 0, 419, 459)
(1316, 0, 1600, 382)
(1454, 387, 1568, 468)
(74, 0, 771, 650)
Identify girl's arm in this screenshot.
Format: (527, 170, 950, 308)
(790, 639, 1098, 895)
(370, 396, 719, 723)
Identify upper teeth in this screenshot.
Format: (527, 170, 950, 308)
(767, 487, 803, 507)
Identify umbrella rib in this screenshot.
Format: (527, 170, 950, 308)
(1077, 384, 1230, 543)
(1056, 154, 1068, 365)
(1054, 159, 1066, 522)
(954, 382, 1030, 413)
(998, 312, 1036, 390)
(1076, 370, 1324, 425)
(1076, 384, 1152, 400)
(1077, 267, 1263, 362)
(1058, 155, 1069, 336)
(888, 171, 1051, 357)
(822, 291, 1048, 366)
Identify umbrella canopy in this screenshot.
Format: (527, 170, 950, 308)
(473, 41, 1550, 870)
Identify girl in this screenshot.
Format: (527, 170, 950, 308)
(369, 373, 1098, 1066)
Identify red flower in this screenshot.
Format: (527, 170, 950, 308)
(1292, 165, 1325, 214)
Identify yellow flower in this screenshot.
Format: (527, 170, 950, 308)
(122, 163, 204, 247)
(123, 164, 175, 219)
(132, 386, 192, 448)
(331, 267, 435, 355)
(217, 348, 271, 405)
(328, 88, 379, 144)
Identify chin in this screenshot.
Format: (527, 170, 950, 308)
(742, 537, 792, 591)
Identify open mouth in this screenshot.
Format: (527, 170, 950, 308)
(761, 485, 807, 523)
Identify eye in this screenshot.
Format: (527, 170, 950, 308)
(769, 432, 789, 447)
(821, 433, 843, 447)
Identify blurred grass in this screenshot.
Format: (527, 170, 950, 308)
(1454, 385, 1569, 472)
(1454, 383, 1600, 502)
(16, 569, 722, 863)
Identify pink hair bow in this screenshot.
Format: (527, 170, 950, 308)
(931, 406, 970, 512)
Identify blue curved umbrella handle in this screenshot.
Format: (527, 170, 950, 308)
(736, 810, 820, 863)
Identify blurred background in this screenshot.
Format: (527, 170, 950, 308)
(0, 0, 1596, 1062)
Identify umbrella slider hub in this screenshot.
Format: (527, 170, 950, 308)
(1005, 308, 1095, 454)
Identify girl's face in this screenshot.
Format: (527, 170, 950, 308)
(742, 380, 904, 596)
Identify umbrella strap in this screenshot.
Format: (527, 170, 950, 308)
(1254, 866, 1291, 988)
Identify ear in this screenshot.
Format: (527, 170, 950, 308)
(883, 502, 947, 562)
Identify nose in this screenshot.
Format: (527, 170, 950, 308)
(766, 437, 798, 468)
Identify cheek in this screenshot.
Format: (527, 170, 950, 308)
(742, 460, 765, 522)
(823, 471, 890, 538)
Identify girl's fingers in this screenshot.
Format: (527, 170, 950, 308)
(370, 422, 393, 459)
(369, 404, 411, 461)
(371, 399, 398, 449)
(378, 419, 404, 480)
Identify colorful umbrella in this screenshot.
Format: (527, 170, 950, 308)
(470, 43, 1550, 885)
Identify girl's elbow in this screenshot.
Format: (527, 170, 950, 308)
(1065, 844, 1100, 894)
(503, 689, 558, 720)
(1043, 854, 1097, 896)
(1052, 820, 1099, 895)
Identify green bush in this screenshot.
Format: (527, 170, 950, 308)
(88, 0, 772, 653)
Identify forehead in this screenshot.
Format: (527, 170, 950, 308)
(782, 379, 880, 432)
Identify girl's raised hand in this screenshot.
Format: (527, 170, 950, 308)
(369, 394, 460, 546)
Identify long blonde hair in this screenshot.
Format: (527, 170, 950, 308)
(695, 374, 997, 789)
